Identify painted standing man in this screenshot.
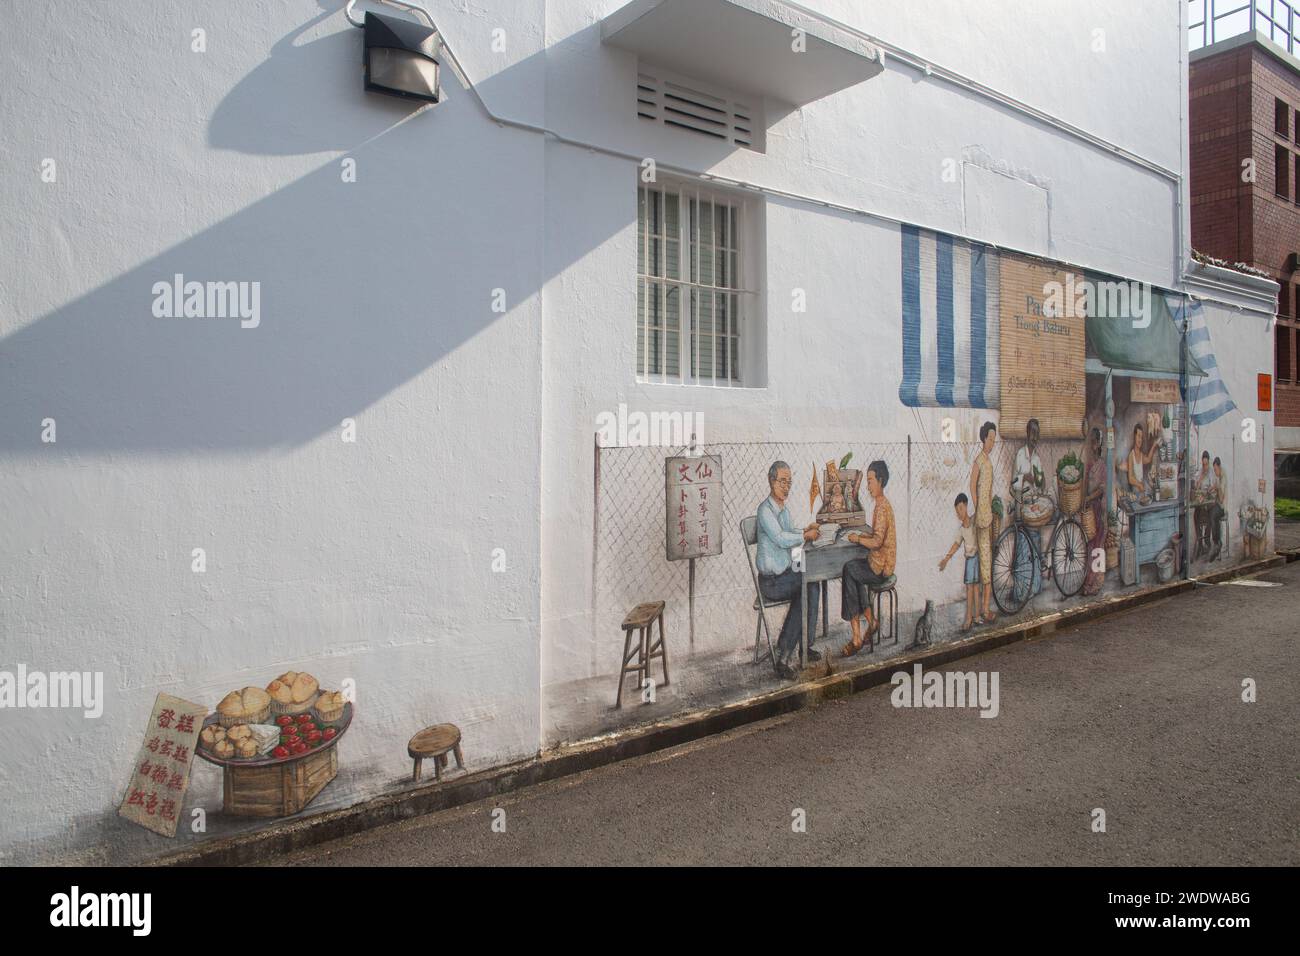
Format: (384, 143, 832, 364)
(969, 422, 999, 625)
(755, 461, 821, 679)
(1210, 456, 1227, 560)
(1193, 450, 1215, 556)
(839, 460, 896, 657)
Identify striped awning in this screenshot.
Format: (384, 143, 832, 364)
(899, 225, 1001, 409)
(1176, 299, 1238, 427)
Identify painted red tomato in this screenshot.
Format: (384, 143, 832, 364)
(282, 725, 299, 736)
(276, 716, 294, 727)
(322, 728, 337, 741)
(296, 714, 313, 723)
(272, 746, 290, 759)
(290, 742, 309, 755)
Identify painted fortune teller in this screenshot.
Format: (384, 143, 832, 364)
(755, 461, 822, 678)
(839, 460, 896, 657)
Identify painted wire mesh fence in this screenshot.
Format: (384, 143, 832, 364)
(593, 437, 1090, 673)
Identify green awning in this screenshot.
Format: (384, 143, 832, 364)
(1084, 277, 1205, 377)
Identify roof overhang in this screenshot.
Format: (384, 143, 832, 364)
(600, 0, 884, 109)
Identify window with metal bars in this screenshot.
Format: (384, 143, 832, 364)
(1279, 285, 1298, 383)
(636, 180, 757, 385)
(1277, 321, 1294, 382)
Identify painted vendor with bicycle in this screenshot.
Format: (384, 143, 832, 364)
(1010, 418, 1047, 595)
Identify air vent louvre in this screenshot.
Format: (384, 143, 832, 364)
(636, 67, 762, 151)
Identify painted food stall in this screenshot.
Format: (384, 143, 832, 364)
(1085, 283, 1205, 585)
(194, 675, 353, 818)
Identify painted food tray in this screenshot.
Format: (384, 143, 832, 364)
(194, 703, 352, 769)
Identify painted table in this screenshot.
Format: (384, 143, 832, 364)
(1121, 498, 1180, 585)
(798, 528, 873, 663)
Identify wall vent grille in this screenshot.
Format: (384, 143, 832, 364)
(636, 68, 762, 151)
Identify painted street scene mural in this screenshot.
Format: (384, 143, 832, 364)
(552, 225, 1269, 744)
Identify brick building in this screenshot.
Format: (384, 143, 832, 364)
(1190, 32, 1300, 446)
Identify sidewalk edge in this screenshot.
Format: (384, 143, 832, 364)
(151, 554, 1285, 867)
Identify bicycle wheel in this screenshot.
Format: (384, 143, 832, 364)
(992, 525, 1035, 614)
(1051, 517, 1088, 598)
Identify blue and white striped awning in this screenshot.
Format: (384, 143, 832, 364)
(899, 224, 1000, 409)
(1175, 298, 1238, 427)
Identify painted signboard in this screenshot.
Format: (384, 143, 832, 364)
(1132, 378, 1180, 404)
(118, 693, 206, 838)
(665, 454, 722, 560)
(999, 256, 1087, 439)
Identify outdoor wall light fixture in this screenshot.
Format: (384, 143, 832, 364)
(346, 0, 441, 103)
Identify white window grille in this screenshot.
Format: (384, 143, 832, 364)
(637, 180, 759, 386)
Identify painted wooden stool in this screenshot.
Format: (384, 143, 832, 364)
(616, 601, 670, 708)
(407, 723, 465, 782)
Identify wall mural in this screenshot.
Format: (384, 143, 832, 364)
(582, 221, 1258, 745)
(117, 223, 1261, 847)
(120, 670, 357, 839)
(896, 228, 1247, 628)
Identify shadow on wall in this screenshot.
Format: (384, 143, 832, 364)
(0, 7, 706, 456)
(208, 4, 404, 156)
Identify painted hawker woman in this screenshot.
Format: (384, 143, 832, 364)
(1081, 427, 1108, 595)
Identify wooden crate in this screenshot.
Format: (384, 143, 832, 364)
(222, 747, 338, 818)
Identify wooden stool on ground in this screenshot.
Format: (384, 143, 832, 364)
(408, 723, 464, 782)
(617, 601, 670, 708)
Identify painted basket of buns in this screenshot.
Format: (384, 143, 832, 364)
(267, 671, 320, 716)
(314, 690, 346, 724)
(216, 686, 272, 727)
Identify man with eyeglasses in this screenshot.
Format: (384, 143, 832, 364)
(755, 461, 822, 678)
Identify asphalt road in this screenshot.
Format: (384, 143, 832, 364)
(274, 561, 1300, 866)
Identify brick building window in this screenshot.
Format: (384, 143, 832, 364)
(1277, 97, 1290, 137)
(1277, 144, 1290, 197)
(1280, 285, 1298, 385)
(1296, 154, 1300, 205)
(1295, 107, 1300, 144)
(1279, 323, 1295, 383)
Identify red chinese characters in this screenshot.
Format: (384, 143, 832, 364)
(119, 693, 208, 838)
(665, 455, 723, 561)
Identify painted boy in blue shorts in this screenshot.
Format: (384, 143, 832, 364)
(938, 493, 979, 632)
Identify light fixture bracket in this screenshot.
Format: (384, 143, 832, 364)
(347, 0, 442, 103)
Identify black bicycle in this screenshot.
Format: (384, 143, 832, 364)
(992, 491, 1088, 615)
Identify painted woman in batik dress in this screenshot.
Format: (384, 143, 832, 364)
(1082, 427, 1108, 596)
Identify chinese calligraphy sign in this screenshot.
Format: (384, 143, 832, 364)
(665, 454, 723, 561)
(117, 692, 206, 838)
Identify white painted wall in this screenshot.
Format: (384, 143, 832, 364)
(1184, 272, 1279, 548)
(0, 0, 546, 862)
(0, 0, 1272, 862)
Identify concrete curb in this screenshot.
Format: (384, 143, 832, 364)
(152, 554, 1286, 867)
